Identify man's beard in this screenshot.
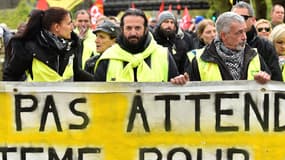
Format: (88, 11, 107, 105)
(123, 34, 146, 50)
(160, 28, 176, 38)
(235, 41, 246, 51)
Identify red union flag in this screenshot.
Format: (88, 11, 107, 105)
(95, 0, 104, 14)
(90, 0, 104, 29)
(180, 6, 192, 30)
(158, 0, 165, 15)
(36, 0, 49, 10)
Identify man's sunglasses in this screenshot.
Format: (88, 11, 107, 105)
(240, 15, 252, 20)
(257, 27, 271, 32)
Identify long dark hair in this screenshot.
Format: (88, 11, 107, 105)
(15, 7, 70, 41)
(6, 7, 70, 60)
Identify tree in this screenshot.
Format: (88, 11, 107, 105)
(207, 0, 273, 20)
(207, 0, 232, 19)
(0, 0, 32, 29)
(272, 0, 285, 5)
(253, 0, 267, 19)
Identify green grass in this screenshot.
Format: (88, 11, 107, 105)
(0, 0, 33, 29)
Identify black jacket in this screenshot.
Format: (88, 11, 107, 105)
(84, 54, 101, 74)
(153, 27, 194, 74)
(3, 32, 81, 81)
(185, 42, 271, 81)
(246, 26, 282, 81)
(192, 35, 207, 50)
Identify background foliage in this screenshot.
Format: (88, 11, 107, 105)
(0, 0, 35, 29)
(0, 0, 284, 29)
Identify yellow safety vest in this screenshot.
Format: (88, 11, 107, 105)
(188, 48, 261, 81)
(26, 57, 73, 82)
(74, 29, 97, 68)
(282, 65, 285, 82)
(96, 40, 169, 82)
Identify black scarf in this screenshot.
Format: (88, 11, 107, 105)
(38, 30, 72, 52)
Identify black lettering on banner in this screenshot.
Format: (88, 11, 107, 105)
(78, 147, 101, 160)
(216, 93, 239, 132)
(216, 149, 222, 160)
(69, 98, 89, 129)
(127, 95, 150, 132)
(274, 93, 285, 131)
(244, 93, 269, 131)
(40, 95, 62, 132)
(21, 147, 43, 160)
(0, 147, 17, 160)
(227, 148, 249, 160)
(139, 147, 162, 160)
(196, 148, 202, 160)
(167, 147, 191, 160)
(48, 147, 72, 160)
(155, 95, 180, 131)
(185, 95, 210, 131)
(15, 94, 38, 131)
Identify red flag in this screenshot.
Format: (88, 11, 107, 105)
(168, 4, 172, 12)
(36, 0, 48, 10)
(131, 2, 136, 8)
(159, 0, 165, 15)
(95, 0, 104, 14)
(90, 0, 104, 29)
(179, 6, 192, 31)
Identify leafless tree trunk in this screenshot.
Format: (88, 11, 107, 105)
(253, 0, 267, 19)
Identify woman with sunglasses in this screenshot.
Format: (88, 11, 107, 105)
(255, 19, 272, 39)
(269, 24, 285, 80)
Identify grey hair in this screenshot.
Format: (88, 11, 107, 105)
(231, 1, 255, 16)
(216, 12, 245, 38)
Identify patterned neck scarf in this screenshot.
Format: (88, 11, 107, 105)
(214, 38, 244, 80)
(40, 29, 72, 51)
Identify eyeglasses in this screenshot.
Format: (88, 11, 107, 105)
(240, 15, 252, 20)
(257, 27, 271, 32)
(276, 41, 285, 45)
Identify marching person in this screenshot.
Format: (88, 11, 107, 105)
(93, 8, 188, 82)
(84, 20, 120, 74)
(152, 11, 194, 74)
(73, 9, 97, 69)
(231, 1, 282, 81)
(270, 4, 284, 28)
(181, 12, 271, 84)
(3, 7, 81, 81)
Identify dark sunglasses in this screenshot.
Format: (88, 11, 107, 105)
(240, 15, 252, 20)
(257, 27, 270, 32)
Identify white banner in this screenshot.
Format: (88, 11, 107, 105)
(0, 81, 285, 160)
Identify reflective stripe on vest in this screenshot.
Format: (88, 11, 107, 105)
(26, 58, 73, 82)
(106, 47, 169, 82)
(194, 48, 261, 81)
(282, 64, 285, 82)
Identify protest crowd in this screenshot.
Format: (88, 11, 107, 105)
(0, 0, 284, 84)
